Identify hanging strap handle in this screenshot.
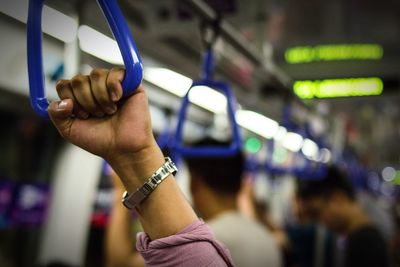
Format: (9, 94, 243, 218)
(200, 15, 221, 81)
(27, 0, 143, 117)
(172, 17, 241, 157)
(173, 80, 242, 157)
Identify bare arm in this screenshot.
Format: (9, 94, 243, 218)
(47, 68, 232, 266)
(48, 68, 197, 240)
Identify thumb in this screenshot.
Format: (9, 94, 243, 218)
(48, 99, 74, 139)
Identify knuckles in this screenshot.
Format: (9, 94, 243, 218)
(106, 80, 118, 91)
(71, 75, 87, 88)
(90, 69, 106, 81)
(56, 80, 68, 93)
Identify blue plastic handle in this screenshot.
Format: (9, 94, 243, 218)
(202, 48, 214, 81)
(27, 0, 143, 117)
(173, 80, 242, 157)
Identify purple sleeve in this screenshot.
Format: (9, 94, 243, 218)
(136, 220, 235, 267)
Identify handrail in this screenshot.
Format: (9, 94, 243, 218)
(27, 0, 143, 117)
(173, 80, 242, 157)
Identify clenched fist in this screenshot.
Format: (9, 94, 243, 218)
(48, 68, 163, 191)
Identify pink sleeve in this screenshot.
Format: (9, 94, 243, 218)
(136, 220, 235, 267)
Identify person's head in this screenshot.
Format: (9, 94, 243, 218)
(184, 138, 245, 218)
(296, 165, 356, 233)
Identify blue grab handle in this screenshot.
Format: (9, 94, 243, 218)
(97, 0, 143, 96)
(27, 0, 143, 117)
(201, 48, 214, 81)
(173, 80, 242, 157)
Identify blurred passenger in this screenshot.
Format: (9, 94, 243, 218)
(184, 138, 282, 267)
(296, 166, 389, 267)
(357, 190, 396, 242)
(105, 170, 145, 267)
(288, 194, 335, 267)
(237, 176, 289, 250)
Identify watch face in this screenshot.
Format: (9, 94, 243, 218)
(122, 191, 129, 199)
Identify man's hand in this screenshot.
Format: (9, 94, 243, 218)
(48, 68, 153, 159)
(49, 68, 198, 241)
(48, 68, 160, 190)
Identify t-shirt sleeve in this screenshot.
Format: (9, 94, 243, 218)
(345, 227, 389, 267)
(136, 220, 234, 267)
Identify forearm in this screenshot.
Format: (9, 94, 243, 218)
(109, 142, 197, 241)
(49, 74, 230, 266)
(105, 193, 136, 267)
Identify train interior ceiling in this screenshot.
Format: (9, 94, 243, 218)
(0, 0, 399, 267)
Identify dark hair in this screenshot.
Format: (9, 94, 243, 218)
(184, 138, 244, 195)
(296, 165, 355, 201)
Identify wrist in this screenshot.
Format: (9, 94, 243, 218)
(121, 157, 177, 209)
(108, 142, 165, 193)
(113, 188, 125, 201)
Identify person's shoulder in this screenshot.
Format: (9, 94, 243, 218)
(239, 215, 278, 242)
(210, 212, 275, 241)
(208, 212, 281, 267)
(207, 212, 244, 232)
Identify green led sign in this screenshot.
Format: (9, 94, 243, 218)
(294, 78, 383, 99)
(285, 44, 383, 64)
(393, 171, 400, 186)
(245, 137, 262, 154)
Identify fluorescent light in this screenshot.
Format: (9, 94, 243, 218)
(189, 86, 227, 114)
(319, 148, 332, 163)
(0, 0, 77, 43)
(236, 110, 279, 139)
(382, 167, 396, 182)
(144, 68, 227, 113)
(143, 68, 192, 97)
(301, 138, 319, 160)
(78, 25, 123, 65)
(273, 126, 287, 141)
(281, 132, 303, 152)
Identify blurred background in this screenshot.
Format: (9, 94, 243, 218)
(0, 0, 399, 266)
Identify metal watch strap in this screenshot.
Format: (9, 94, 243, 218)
(122, 157, 177, 209)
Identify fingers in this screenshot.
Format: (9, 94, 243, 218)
(55, 68, 126, 118)
(71, 75, 104, 117)
(56, 80, 89, 119)
(106, 67, 125, 102)
(89, 69, 117, 115)
(48, 99, 74, 138)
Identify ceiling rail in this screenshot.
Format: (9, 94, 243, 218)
(184, 0, 293, 91)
